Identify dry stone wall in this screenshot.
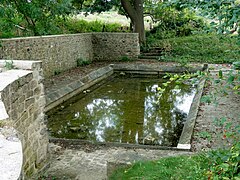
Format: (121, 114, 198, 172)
(0, 34, 93, 78)
(0, 33, 139, 78)
(0, 60, 48, 179)
(92, 33, 140, 61)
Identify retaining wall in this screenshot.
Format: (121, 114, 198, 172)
(0, 33, 139, 78)
(92, 33, 139, 61)
(0, 60, 48, 179)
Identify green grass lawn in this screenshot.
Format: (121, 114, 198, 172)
(153, 34, 240, 64)
(110, 155, 209, 180)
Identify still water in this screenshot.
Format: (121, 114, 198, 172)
(47, 76, 197, 147)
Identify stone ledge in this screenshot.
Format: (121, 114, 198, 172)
(112, 63, 206, 73)
(0, 60, 42, 71)
(0, 70, 32, 91)
(178, 78, 206, 148)
(45, 66, 113, 112)
(177, 144, 191, 150)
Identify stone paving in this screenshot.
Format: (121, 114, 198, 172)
(44, 144, 192, 180)
(42, 62, 239, 180)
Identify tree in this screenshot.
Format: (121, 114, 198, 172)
(120, 0, 145, 43)
(73, 0, 146, 43)
(0, 0, 72, 36)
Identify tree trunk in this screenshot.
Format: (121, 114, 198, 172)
(121, 0, 145, 44)
(132, 14, 145, 44)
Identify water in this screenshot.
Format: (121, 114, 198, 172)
(47, 76, 197, 147)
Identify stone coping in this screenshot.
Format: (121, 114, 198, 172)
(0, 69, 31, 91)
(111, 63, 207, 73)
(0, 60, 42, 71)
(0, 33, 92, 41)
(177, 78, 206, 150)
(45, 66, 114, 112)
(1, 32, 138, 41)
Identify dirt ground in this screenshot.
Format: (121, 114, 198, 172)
(191, 66, 240, 151)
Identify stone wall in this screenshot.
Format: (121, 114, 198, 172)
(0, 60, 48, 178)
(0, 33, 139, 78)
(92, 33, 140, 61)
(0, 34, 93, 78)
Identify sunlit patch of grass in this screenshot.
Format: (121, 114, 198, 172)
(153, 34, 240, 64)
(110, 154, 208, 180)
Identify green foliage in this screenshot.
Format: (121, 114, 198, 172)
(76, 58, 92, 67)
(170, 0, 240, 37)
(150, 34, 240, 64)
(110, 143, 240, 180)
(146, 6, 206, 41)
(54, 69, 62, 76)
(83, 0, 118, 14)
(197, 131, 212, 141)
(157, 72, 200, 100)
(110, 155, 209, 179)
(4, 60, 14, 70)
(119, 56, 133, 62)
(0, 0, 72, 37)
(62, 18, 123, 33)
(206, 141, 240, 179)
(201, 94, 214, 104)
(233, 62, 240, 70)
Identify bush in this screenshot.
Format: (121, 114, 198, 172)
(0, 16, 125, 38)
(206, 142, 240, 179)
(61, 18, 123, 34)
(146, 7, 206, 41)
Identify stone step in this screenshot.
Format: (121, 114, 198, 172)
(138, 55, 160, 60)
(140, 52, 161, 56)
(151, 47, 163, 50)
(141, 48, 163, 54)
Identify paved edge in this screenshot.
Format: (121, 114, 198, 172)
(45, 66, 114, 112)
(177, 78, 206, 148)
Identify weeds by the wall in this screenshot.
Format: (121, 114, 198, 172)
(119, 56, 133, 62)
(76, 58, 92, 67)
(4, 60, 14, 70)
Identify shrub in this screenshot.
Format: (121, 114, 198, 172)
(76, 58, 92, 67)
(146, 7, 206, 41)
(62, 18, 123, 33)
(4, 60, 15, 70)
(206, 141, 240, 179)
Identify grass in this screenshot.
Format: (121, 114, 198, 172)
(152, 34, 240, 64)
(110, 155, 209, 180)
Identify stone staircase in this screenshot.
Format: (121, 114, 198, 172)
(139, 47, 163, 60)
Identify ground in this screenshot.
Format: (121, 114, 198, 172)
(42, 61, 240, 180)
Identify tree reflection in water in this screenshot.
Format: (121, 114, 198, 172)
(47, 77, 196, 147)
